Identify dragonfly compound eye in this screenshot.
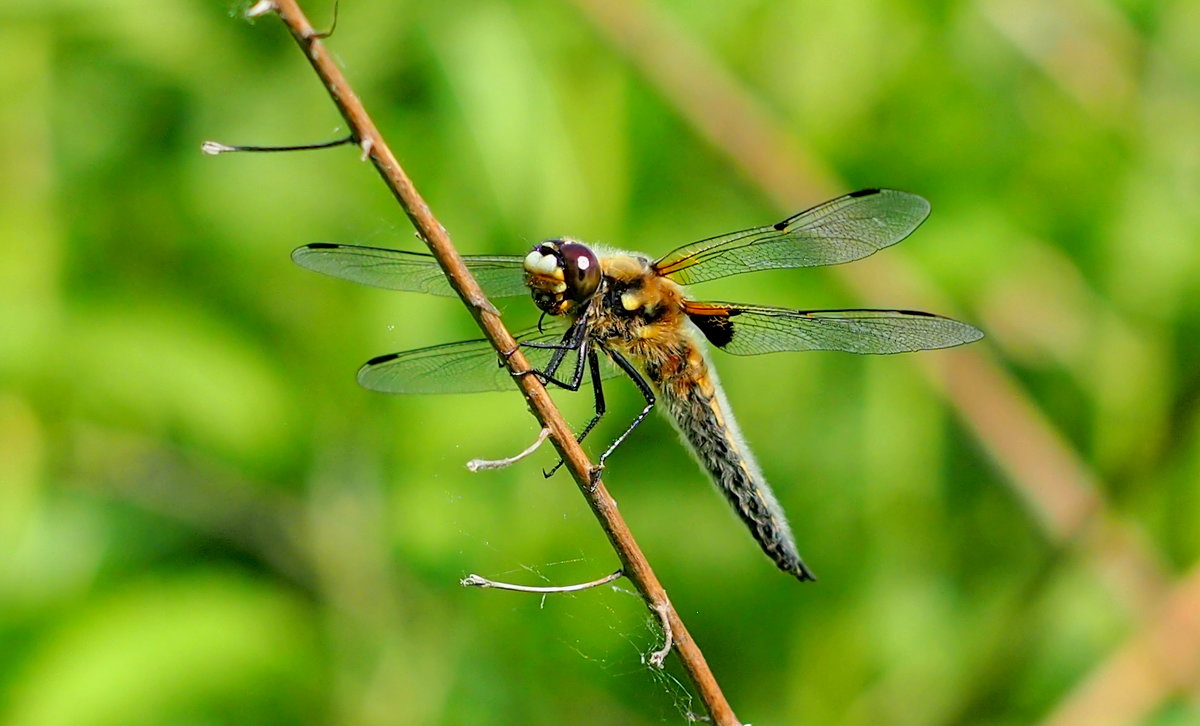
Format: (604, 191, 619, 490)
(523, 245, 561, 277)
(558, 241, 600, 302)
(524, 241, 573, 315)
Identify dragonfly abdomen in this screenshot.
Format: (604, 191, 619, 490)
(655, 346, 815, 582)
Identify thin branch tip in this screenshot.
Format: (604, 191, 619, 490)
(473, 295, 502, 317)
(200, 140, 234, 155)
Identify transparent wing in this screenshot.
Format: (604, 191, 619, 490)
(684, 302, 983, 355)
(292, 243, 529, 298)
(357, 328, 622, 394)
(654, 189, 930, 285)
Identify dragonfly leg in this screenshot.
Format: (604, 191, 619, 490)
(594, 347, 656, 469)
(501, 338, 581, 386)
(499, 345, 549, 384)
(529, 339, 590, 391)
(543, 348, 608, 479)
(573, 349, 608, 444)
(521, 324, 590, 391)
(503, 344, 582, 389)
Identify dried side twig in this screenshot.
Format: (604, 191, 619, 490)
(648, 602, 674, 669)
(246, 2, 741, 724)
(466, 427, 552, 472)
(200, 134, 354, 155)
(460, 569, 624, 594)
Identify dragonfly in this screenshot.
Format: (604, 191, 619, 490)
(294, 189, 982, 581)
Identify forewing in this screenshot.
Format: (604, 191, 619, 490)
(654, 189, 930, 285)
(292, 243, 529, 298)
(684, 302, 983, 355)
(357, 328, 621, 394)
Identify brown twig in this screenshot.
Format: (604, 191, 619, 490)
(249, 2, 741, 723)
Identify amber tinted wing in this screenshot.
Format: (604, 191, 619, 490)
(684, 302, 983, 355)
(654, 189, 930, 285)
(357, 328, 622, 394)
(292, 243, 529, 298)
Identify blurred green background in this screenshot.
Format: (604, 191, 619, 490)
(2, 0, 1199, 724)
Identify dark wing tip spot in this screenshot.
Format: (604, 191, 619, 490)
(848, 188, 881, 198)
(810, 308, 942, 318)
(363, 352, 400, 367)
(303, 242, 340, 250)
(772, 220, 789, 231)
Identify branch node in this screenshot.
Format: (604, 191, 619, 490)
(359, 136, 375, 162)
(467, 428, 551, 472)
(471, 293, 502, 316)
(587, 464, 605, 491)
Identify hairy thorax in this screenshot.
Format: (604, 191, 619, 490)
(585, 254, 708, 396)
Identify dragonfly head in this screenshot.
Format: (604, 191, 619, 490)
(523, 239, 601, 316)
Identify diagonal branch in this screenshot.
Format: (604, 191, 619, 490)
(1038, 564, 1200, 726)
(246, 1, 741, 723)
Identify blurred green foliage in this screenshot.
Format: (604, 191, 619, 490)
(2, 0, 1198, 724)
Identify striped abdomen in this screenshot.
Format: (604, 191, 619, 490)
(653, 345, 815, 582)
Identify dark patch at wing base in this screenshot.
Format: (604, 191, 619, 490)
(686, 303, 983, 355)
(684, 306, 742, 347)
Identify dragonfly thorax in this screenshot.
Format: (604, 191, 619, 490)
(523, 238, 601, 316)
